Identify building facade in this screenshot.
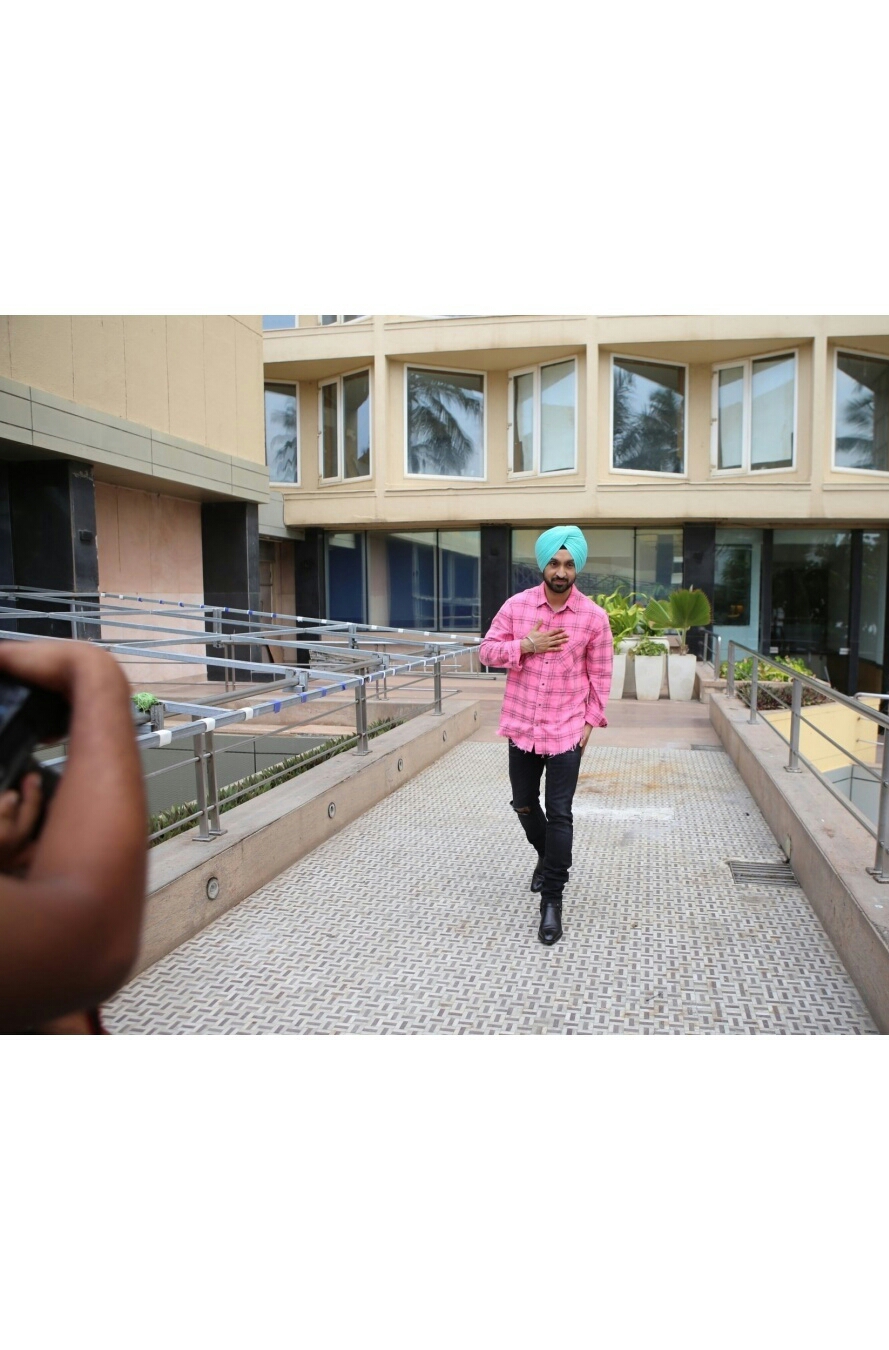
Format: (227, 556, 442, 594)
(262, 315, 889, 696)
(0, 315, 283, 679)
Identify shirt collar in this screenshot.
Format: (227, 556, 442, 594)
(537, 581, 579, 613)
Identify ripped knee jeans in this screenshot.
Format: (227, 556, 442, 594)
(508, 740, 582, 902)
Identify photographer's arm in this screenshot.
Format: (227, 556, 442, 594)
(0, 641, 147, 1030)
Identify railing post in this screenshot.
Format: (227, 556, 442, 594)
(354, 678, 370, 756)
(748, 653, 759, 723)
(714, 634, 721, 676)
(786, 677, 803, 772)
(203, 728, 225, 836)
(191, 722, 212, 841)
(868, 730, 889, 882)
(726, 641, 735, 698)
(432, 657, 443, 715)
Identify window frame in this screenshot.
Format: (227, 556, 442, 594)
(318, 315, 369, 325)
(609, 352, 689, 478)
(404, 363, 488, 482)
(710, 349, 798, 476)
(831, 345, 889, 477)
(264, 381, 300, 486)
(506, 356, 578, 478)
(317, 367, 373, 484)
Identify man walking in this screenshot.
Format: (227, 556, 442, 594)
(478, 526, 612, 946)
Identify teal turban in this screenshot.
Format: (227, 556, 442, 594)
(535, 525, 588, 573)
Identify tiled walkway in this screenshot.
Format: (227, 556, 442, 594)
(104, 734, 877, 1035)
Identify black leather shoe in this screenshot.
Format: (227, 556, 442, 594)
(538, 899, 563, 946)
(530, 857, 545, 893)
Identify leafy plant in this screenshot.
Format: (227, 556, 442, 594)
(643, 588, 712, 654)
(132, 692, 159, 712)
(630, 637, 669, 658)
(719, 655, 816, 682)
(594, 588, 646, 652)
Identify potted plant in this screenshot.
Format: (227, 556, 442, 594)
(643, 589, 713, 701)
(596, 589, 645, 700)
(628, 637, 668, 701)
(131, 691, 165, 730)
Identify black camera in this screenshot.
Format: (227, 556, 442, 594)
(0, 673, 71, 822)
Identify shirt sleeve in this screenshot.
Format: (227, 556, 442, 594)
(584, 608, 613, 727)
(478, 598, 526, 670)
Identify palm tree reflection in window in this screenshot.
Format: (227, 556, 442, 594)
(407, 369, 484, 476)
(612, 360, 684, 473)
(835, 353, 889, 472)
(265, 385, 297, 482)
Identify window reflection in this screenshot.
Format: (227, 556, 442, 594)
(264, 384, 297, 483)
(612, 357, 685, 474)
(835, 351, 889, 472)
(407, 368, 484, 477)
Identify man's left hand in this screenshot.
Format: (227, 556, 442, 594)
(580, 724, 593, 754)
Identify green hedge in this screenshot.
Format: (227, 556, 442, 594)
(149, 718, 399, 846)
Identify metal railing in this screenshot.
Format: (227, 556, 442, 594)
(0, 588, 481, 846)
(700, 630, 722, 673)
(724, 641, 889, 881)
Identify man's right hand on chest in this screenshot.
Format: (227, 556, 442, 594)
(521, 619, 569, 655)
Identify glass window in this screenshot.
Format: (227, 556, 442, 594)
(712, 353, 795, 472)
(835, 350, 889, 472)
(750, 355, 794, 469)
(343, 371, 371, 478)
(714, 527, 763, 657)
(264, 384, 298, 483)
(509, 360, 577, 475)
(319, 371, 372, 481)
(439, 530, 480, 631)
(365, 530, 480, 631)
(326, 533, 366, 623)
(717, 367, 744, 470)
(321, 382, 338, 480)
(512, 371, 534, 473)
(320, 315, 365, 325)
(860, 531, 888, 692)
(406, 367, 484, 478)
(540, 360, 576, 472)
(262, 315, 296, 330)
(612, 357, 685, 474)
(714, 544, 752, 625)
(635, 529, 683, 602)
(772, 529, 851, 688)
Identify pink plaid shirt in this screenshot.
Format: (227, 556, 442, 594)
(479, 583, 613, 755)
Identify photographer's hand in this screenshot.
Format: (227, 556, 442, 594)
(0, 640, 148, 1031)
(0, 771, 42, 871)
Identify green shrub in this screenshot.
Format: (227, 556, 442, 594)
(630, 638, 669, 658)
(148, 717, 399, 846)
(132, 692, 159, 712)
(719, 655, 816, 682)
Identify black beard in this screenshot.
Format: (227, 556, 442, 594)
(547, 579, 571, 592)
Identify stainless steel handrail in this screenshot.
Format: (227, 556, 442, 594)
(724, 641, 889, 880)
(0, 588, 482, 847)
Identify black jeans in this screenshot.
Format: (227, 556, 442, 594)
(508, 740, 583, 903)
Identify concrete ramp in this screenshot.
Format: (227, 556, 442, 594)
(104, 740, 875, 1034)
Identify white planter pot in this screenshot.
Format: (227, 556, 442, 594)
(633, 653, 666, 701)
(667, 652, 697, 701)
(609, 651, 626, 701)
(619, 638, 642, 697)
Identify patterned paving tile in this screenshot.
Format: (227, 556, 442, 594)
(103, 743, 878, 1035)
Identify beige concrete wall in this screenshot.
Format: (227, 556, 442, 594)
(1, 315, 265, 465)
(262, 315, 889, 531)
(95, 481, 206, 684)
